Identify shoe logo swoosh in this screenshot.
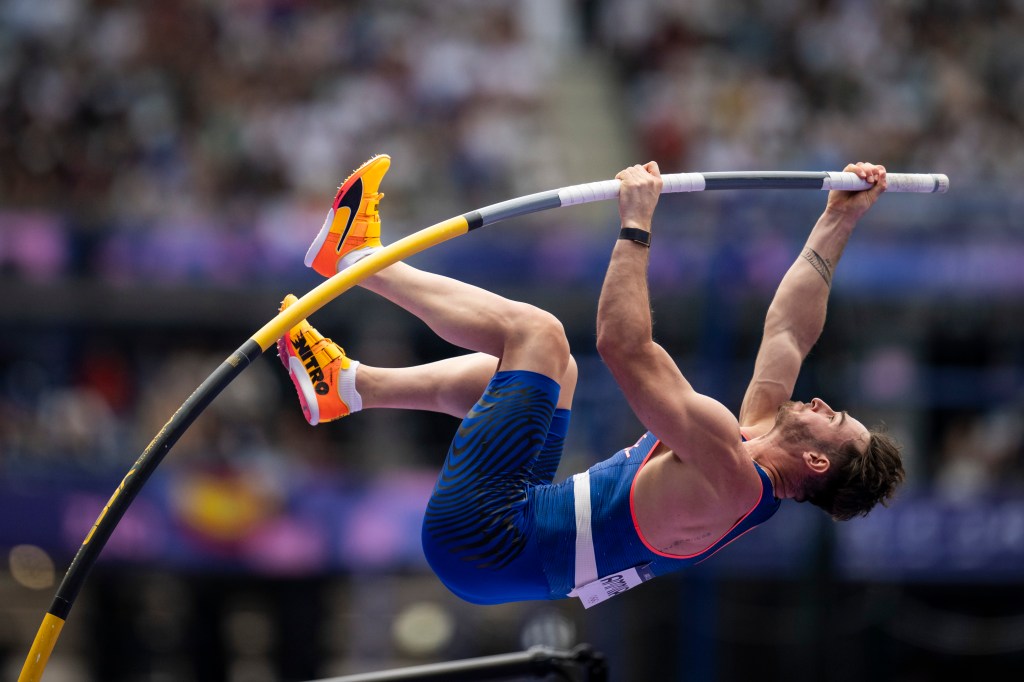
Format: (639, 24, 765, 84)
(335, 176, 364, 250)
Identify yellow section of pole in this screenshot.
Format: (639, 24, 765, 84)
(18, 613, 65, 682)
(251, 215, 471, 351)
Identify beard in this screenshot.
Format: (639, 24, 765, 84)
(772, 401, 799, 431)
(771, 401, 819, 450)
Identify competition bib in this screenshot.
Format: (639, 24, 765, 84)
(573, 564, 655, 609)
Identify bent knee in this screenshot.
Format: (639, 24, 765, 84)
(500, 304, 569, 377)
(522, 307, 569, 358)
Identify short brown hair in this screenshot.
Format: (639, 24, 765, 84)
(803, 428, 905, 521)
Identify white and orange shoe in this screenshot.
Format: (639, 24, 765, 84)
(304, 154, 391, 278)
(276, 294, 361, 425)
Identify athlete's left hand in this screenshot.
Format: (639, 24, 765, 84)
(826, 161, 887, 220)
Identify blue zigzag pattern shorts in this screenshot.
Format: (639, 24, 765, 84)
(421, 370, 566, 604)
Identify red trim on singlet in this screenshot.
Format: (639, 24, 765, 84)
(628, 436, 767, 560)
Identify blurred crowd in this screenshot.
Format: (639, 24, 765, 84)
(0, 0, 562, 209)
(2, 0, 1023, 500)
(0, 0, 562, 283)
(588, 0, 1024, 192)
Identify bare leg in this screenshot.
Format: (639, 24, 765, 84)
(358, 352, 578, 418)
(359, 262, 569, 381)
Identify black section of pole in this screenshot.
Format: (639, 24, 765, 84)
(701, 171, 827, 190)
(463, 211, 484, 230)
(310, 645, 608, 682)
(46, 339, 263, 620)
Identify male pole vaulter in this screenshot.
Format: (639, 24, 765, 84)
(276, 155, 903, 607)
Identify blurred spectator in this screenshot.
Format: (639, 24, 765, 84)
(934, 409, 1024, 502)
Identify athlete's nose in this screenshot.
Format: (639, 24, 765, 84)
(810, 398, 835, 415)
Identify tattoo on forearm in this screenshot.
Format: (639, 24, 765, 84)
(802, 247, 833, 287)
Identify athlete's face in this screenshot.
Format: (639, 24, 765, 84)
(775, 398, 870, 454)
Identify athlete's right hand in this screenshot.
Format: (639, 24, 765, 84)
(616, 162, 663, 233)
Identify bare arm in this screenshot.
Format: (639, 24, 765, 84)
(739, 162, 887, 431)
(597, 163, 741, 467)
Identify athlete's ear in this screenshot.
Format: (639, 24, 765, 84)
(802, 450, 830, 475)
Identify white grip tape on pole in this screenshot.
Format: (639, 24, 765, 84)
(824, 172, 949, 194)
(661, 172, 706, 194)
(558, 180, 621, 207)
(558, 173, 709, 207)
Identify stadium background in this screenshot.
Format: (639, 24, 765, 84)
(2, 1, 1023, 680)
